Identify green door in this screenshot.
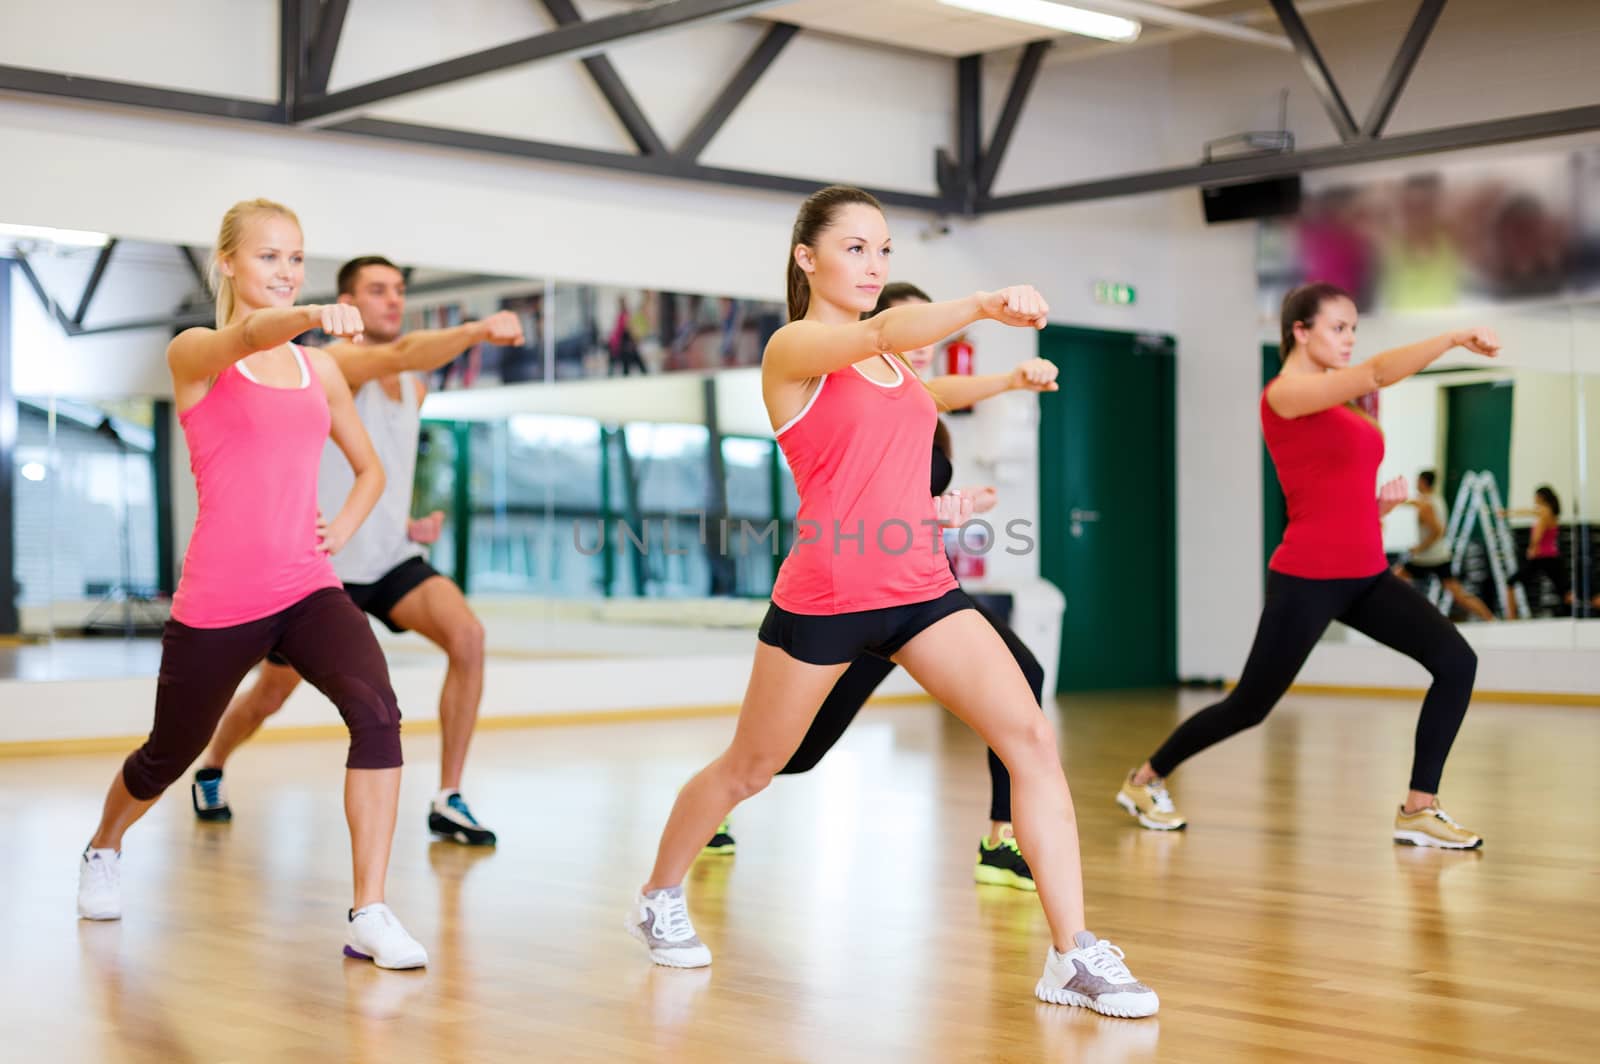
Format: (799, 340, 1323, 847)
(1442, 380, 1513, 507)
(1262, 346, 1287, 572)
(1038, 326, 1177, 691)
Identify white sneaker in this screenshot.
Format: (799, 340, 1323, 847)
(344, 903, 428, 970)
(626, 886, 711, 968)
(77, 847, 122, 921)
(1035, 930, 1159, 1017)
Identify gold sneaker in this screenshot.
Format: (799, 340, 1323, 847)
(1394, 802, 1482, 849)
(1115, 774, 1186, 831)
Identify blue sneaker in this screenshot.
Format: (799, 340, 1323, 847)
(191, 768, 232, 823)
(428, 791, 496, 847)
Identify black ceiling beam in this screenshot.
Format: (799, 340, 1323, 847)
(981, 102, 1600, 213)
(1363, 0, 1447, 139)
(280, 0, 305, 119)
(0, 65, 284, 122)
(538, 0, 667, 157)
(304, 0, 352, 99)
(296, 0, 784, 122)
(12, 252, 76, 334)
(1269, 0, 1359, 143)
(678, 23, 798, 161)
(325, 116, 952, 212)
(71, 238, 119, 328)
(955, 54, 982, 215)
(977, 40, 1049, 199)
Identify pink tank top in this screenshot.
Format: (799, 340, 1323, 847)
(1534, 524, 1559, 559)
(772, 355, 959, 614)
(171, 346, 341, 627)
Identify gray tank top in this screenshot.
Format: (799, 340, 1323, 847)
(1411, 493, 1452, 565)
(318, 373, 425, 585)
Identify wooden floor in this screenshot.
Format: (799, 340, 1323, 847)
(2, 688, 1597, 1063)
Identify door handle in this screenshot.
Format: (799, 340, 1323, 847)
(1070, 509, 1101, 522)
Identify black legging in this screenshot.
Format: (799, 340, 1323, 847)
(1149, 569, 1475, 794)
(1508, 555, 1570, 607)
(780, 600, 1045, 822)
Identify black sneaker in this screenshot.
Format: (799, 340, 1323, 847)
(974, 834, 1035, 891)
(191, 768, 233, 822)
(428, 793, 497, 847)
(701, 820, 736, 856)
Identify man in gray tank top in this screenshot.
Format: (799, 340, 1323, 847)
(1399, 469, 1494, 623)
(192, 256, 525, 846)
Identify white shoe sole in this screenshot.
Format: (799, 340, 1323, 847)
(77, 906, 120, 921)
(1035, 981, 1159, 1018)
(1115, 793, 1186, 832)
(1394, 830, 1482, 850)
(343, 943, 427, 970)
(625, 917, 711, 969)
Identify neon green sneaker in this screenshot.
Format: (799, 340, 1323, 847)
(974, 834, 1036, 891)
(701, 820, 736, 856)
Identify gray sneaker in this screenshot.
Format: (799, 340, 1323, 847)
(626, 886, 711, 968)
(1035, 930, 1159, 1017)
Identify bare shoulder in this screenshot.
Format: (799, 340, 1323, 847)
(166, 325, 216, 362)
(304, 344, 340, 377)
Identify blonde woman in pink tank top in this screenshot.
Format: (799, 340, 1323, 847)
(626, 187, 1158, 1018)
(76, 200, 427, 970)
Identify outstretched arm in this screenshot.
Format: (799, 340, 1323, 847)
(1267, 327, 1500, 419)
(327, 310, 525, 390)
(764, 288, 1049, 382)
(167, 304, 362, 386)
(927, 358, 1059, 410)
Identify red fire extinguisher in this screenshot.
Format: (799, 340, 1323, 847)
(944, 336, 974, 416)
(945, 335, 974, 376)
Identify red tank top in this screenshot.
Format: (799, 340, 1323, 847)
(1262, 384, 1388, 580)
(772, 355, 958, 614)
(172, 347, 341, 627)
(1533, 525, 1559, 558)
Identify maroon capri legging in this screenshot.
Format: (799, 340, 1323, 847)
(121, 587, 403, 800)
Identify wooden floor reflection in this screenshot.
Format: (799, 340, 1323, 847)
(2, 688, 1596, 1063)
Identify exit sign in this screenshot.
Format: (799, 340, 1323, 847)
(1094, 281, 1136, 306)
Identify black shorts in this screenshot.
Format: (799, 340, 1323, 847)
(758, 588, 974, 666)
(266, 556, 440, 665)
(1404, 560, 1453, 580)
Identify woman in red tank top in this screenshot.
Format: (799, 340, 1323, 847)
(77, 200, 427, 969)
(626, 187, 1158, 1018)
(1117, 282, 1500, 851)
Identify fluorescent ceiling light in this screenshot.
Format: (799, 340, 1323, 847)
(938, 0, 1141, 43)
(0, 222, 111, 248)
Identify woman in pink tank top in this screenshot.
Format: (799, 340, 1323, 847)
(77, 200, 427, 970)
(627, 186, 1159, 1018)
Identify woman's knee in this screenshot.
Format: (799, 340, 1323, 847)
(121, 734, 208, 800)
(1426, 637, 1477, 685)
(994, 712, 1059, 775)
(346, 717, 403, 770)
(716, 752, 782, 803)
(332, 679, 404, 770)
